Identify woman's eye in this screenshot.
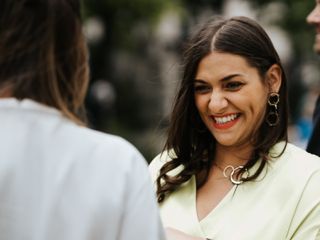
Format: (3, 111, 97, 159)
(225, 82, 243, 90)
(194, 85, 211, 93)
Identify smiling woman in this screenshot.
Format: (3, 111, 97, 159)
(194, 52, 280, 149)
(149, 16, 320, 240)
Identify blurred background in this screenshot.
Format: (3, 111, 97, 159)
(81, 0, 320, 162)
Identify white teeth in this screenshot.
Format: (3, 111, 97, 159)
(214, 114, 238, 124)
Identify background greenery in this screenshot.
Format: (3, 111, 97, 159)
(82, 0, 320, 161)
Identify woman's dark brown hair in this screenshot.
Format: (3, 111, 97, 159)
(156, 16, 288, 203)
(0, 0, 89, 124)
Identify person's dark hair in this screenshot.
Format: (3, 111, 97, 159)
(0, 0, 89, 124)
(156, 16, 288, 203)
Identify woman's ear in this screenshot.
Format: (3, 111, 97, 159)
(266, 64, 282, 93)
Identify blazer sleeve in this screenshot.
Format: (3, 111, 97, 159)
(287, 169, 320, 240)
(118, 152, 166, 240)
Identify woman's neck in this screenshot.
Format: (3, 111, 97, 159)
(214, 143, 253, 168)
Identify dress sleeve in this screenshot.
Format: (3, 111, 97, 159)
(118, 152, 166, 240)
(287, 169, 320, 240)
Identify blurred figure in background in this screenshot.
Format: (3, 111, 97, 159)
(306, 0, 320, 156)
(0, 1, 164, 240)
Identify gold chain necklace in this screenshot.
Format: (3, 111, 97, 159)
(214, 164, 249, 185)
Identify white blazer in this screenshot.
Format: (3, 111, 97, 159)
(0, 98, 165, 240)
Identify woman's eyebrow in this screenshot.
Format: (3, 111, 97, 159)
(194, 73, 243, 83)
(220, 74, 242, 82)
(194, 79, 207, 84)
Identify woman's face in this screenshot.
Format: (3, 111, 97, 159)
(194, 51, 269, 150)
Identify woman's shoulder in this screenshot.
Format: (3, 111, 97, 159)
(270, 141, 320, 177)
(149, 150, 183, 182)
(280, 142, 320, 166)
(149, 150, 172, 182)
(55, 123, 147, 171)
(277, 144, 320, 239)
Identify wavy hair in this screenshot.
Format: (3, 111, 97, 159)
(0, 0, 89, 124)
(156, 16, 288, 203)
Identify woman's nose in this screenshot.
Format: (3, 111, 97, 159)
(208, 92, 228, 113)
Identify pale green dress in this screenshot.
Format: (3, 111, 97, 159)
(150, 142, 320, 239)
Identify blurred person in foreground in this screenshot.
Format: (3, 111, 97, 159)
(149, 16, 320, 240)
(306, 0, 320, 156)
(0, 1, 165, 240)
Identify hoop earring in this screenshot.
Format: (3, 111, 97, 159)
(266, 92, 280, 126)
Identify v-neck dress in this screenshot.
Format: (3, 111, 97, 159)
(149, 142, 320, 240)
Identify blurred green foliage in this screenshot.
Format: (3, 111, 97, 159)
(81, 0, 319, 160)
(249, 0, 315, 56)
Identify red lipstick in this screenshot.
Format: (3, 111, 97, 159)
(211, 114, 240, 130)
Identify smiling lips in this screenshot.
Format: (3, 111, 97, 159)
(211, 113, 240, 129)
